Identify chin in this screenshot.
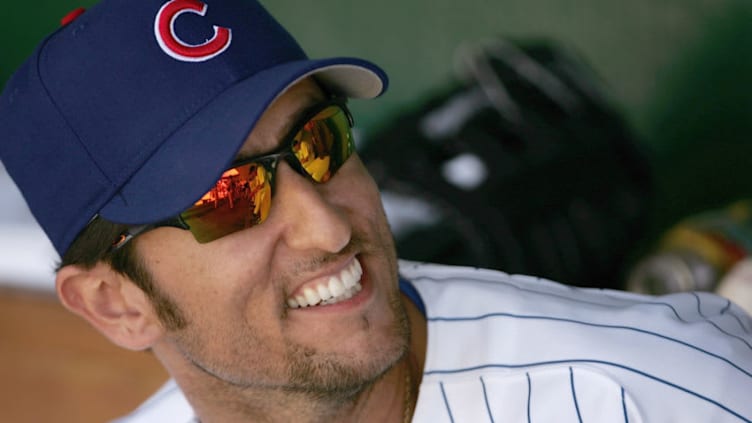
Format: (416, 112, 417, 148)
(285, 286, 410, 397)
(285, 331, 409, 398)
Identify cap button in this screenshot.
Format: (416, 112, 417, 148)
(61, 7, 86, 26)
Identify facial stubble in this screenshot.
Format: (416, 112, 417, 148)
(156, 226, 410, 405)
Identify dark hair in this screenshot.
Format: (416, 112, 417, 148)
(58, 218, 187, 330)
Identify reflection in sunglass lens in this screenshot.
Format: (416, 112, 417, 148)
(180, 101, 352, 244)
(180, 162, 273, 243)
(293, 105, 353, 183)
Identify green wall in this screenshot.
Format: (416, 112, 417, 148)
(267, 0, 749, 144)
(0, 0, 743, 135)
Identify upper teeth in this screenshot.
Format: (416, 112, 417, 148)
(287, 259, 363, 308)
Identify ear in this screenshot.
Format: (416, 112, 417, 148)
(56, 263, 164, 350)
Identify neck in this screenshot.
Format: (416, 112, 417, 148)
(157, 294, 427, 423)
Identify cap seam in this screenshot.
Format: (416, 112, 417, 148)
(36, 35, 117, 191)
(36, 33, 122, 253)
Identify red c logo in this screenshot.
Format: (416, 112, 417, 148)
(155, 0, 232, 62)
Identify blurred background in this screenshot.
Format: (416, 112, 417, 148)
(2, 0, 751, 421)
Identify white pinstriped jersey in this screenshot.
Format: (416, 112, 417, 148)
(402, 260, 752, 422)
(113, 260, 752, 422)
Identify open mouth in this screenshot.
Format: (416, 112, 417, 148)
(287, 258, 363, 308)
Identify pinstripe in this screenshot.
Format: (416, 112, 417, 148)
(719, 299, 751, 334)
(722, 299, 733, 315)
(693, 289, 752, 339)
(692, 293, 751, 337)
(692, 292, 707, 318)
(428, 313, 752, 375)
(412, 273, 750, 342)
(691, 291, 752, 347)
(704, 318, 752, 349)
(479, 376, 495, 423)
(569, 367, 583, 423)
(731, 312, 752, 334)
(526, 372, 532, 423)
(439, 381, 455, 423)
(621, 387, 628, 423)
(424, 359, 752, 423)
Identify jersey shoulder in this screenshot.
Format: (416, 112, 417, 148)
(398, 259, 752, 336)
(399, 260, 752, 422)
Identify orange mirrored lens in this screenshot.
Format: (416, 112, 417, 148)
(180, 101, 352, 243)
(292, 105, 352, 183)
(181, 162, 273, 243)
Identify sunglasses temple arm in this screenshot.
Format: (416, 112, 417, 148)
(108, 224, 152, 253)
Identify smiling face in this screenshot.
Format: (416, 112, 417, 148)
(135, 78, 409, 400)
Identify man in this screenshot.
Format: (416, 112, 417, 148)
(1, 0, 750, 422)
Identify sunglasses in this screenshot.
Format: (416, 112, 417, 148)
(108, 97, 355, 251)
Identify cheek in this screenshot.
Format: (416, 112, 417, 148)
(352, 166, 393, 236)
(327, 156, 385, 213)
(136, 231, 261, 313)
(333, 162, 397, 261)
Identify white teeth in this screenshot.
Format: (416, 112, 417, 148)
(341, 268, 356, 289)
(329, 276, 345, 297)
(287, 258, 364, 309)
(303, 287, 320, 306)
(317, 284, 332, 301)
(295, 294, 308, 307)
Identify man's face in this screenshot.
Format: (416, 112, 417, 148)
(134, 79, 409, 396)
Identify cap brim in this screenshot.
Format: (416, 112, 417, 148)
(99, 57, 387, 224)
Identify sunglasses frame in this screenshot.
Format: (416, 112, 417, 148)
(102, 96, 354, 253)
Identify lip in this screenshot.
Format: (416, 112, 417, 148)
(287, 255, 357, 295)
(287, 256, 373, 313)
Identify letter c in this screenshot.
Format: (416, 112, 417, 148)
(155, 0, 232, 62)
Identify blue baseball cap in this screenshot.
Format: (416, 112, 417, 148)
(0, 0, 388, 256)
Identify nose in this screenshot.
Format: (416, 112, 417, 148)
(271, 161, 351, 253)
